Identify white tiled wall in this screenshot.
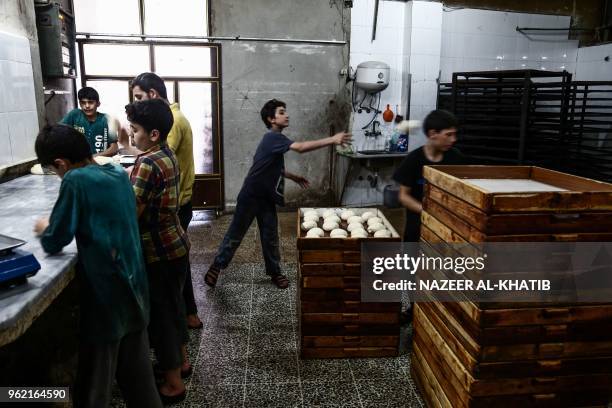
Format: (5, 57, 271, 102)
(0, 31, 39, 168)
(350, 0, 406, 151)
(575, 43, 612, 81)
(440, 8, 579, 82)
(406, 1, 443, 149)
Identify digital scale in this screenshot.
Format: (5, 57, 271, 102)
(0, 234, 41, 287)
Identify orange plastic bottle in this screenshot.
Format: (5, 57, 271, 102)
(383, 104, 394, 122)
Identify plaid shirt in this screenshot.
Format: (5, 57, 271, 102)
(131, 143, 189, 264)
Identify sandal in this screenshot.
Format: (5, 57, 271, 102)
(271, 274, 289, 289)
(153, 364, 193, 380)
(204, 264, 221, 288)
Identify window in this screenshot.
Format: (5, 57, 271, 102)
(74, 0, 222, 209)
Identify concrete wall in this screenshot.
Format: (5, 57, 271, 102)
(211, 0, 352, 208)
(0, 0, 44, 131)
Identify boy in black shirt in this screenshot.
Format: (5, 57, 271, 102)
(205, 99, 351, 289)
(393, 110, 465, 324)
(393, 109, 465, 242)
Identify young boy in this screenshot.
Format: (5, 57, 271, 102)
(33, 125, 161, 408)
(205, 99, 352, 289)
(130, 72, 202, 330)
(393, 109, 466, 242)
(60, 87, 120, 157)
(126, 99, 190, 404)
(392, 109, 466, 323)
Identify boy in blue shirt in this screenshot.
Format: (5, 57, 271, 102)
(33, 124, 161, 408)
(60, 87, 120, 157)
(205, 99, 351, 289)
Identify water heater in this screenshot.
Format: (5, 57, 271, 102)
(355, 61, 390, 93)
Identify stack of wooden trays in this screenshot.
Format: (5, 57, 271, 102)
(297, 208, 402, 358)
(413, 165, 612, 407)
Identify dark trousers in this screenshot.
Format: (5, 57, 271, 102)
(178, 201, 198, 316)
(147, 256, 189, 370)
(214, 193, 281, 276)
(74, 329, 162, 408)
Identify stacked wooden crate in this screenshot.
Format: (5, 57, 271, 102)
(297, 208, 402, 358)
(413, 165, 612, 407)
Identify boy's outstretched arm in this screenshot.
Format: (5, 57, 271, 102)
(289, 131, 351, 153)
(35, 180, 80, 254)
(283, 171, 310, 189)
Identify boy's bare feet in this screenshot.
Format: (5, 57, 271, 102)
(271, 274, 289, 289)
(186, 314, 203, 329)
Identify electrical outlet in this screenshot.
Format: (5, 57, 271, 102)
(339, 68, 348, 76)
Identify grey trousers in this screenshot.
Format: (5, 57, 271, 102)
(74, 329, 162, 408)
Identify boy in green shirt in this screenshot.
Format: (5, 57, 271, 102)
(60, 87, 119, 157)
(33, 124, 161, 407)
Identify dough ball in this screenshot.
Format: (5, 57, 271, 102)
(301, 220, 317, 231)
(322, 209, 336, 218)
(367, 223, 385, 233)
(324, 215, 341, 224)
(340, 210, 355, 220)
(330, 229, 348, 238)
(322, 221, 339, 231)
(367, 217, 382, 226)
(303, 214, 319, 223)
(361, 211, 375, 222)
(347, 222, 364, 232)
(351, 228, 368, 238)
(374, 229, 392, 238)
(303, 210, 318, 219)
(347, 216, 362, 225)
(306, 227, 324, 237)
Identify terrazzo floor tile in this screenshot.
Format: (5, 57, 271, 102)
(246, 356, 300, 384)
(190, 356, 247, 386)
(349, 357, 411, 380)
(356, 378, 421, 407)
(109, 209, 425, 407)
(298, 359, 353, 383)
(244, 383, 303, 408)
(301, 381, 363, 408)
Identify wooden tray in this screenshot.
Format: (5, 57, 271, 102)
(424, 166, 612, 213)
(426, 183, 612, 235)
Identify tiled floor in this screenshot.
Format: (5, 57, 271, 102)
(112, 209, 424, 407)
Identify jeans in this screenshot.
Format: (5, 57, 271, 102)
(214, 193, 281, 276)
(178, 201, 198, 316)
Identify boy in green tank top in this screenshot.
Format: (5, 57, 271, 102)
(60, 87, 119, 157)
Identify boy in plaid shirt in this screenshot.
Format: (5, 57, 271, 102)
(126, 99, 190, 404)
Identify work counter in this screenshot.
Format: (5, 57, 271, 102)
(0, 175, 77, 347)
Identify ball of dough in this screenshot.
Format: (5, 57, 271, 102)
(361, 211, 375, 222)
(347, 216, 362, 225)
(303, 210, 318, 219)
(306, 227, 324, 237)
(347, 222, 364, 232)
(340, 210, 355, 221)
(303, 214, 319, 223)
(330, 228, 348, 238)
(351, 228, 368, 238)
(301, 220, 317, 231)
(324, 215, 341, 224)
(322, 209, 336, 218)
(367, 217, 382, 226)
(367, 223, 385, 233)
(374, 229, 391, 238)
(322, 221, 339, 231)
